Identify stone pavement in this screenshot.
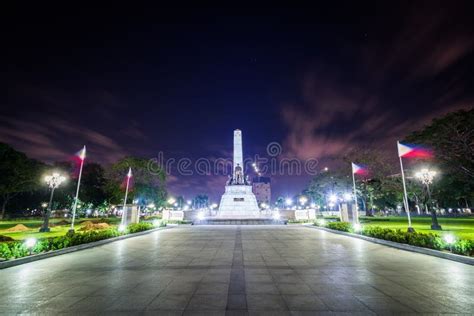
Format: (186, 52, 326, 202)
(0, 225, 473, 315)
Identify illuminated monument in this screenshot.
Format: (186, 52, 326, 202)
(218, 129, 261, 218)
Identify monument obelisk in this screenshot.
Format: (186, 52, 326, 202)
(233, 130, 243, 181)
(218, 129, 260, 218)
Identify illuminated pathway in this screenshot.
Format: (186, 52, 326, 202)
(1, 225, 473, 314)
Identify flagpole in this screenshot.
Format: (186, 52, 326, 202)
(121, 168, 132, 226)
(351, 163, 359, 224)
(70, 146, 86, 233)
(398, 141, 413, 232)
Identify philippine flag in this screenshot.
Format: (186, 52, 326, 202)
(397, 142, 432, 158)
(76, 146, 86, 161)
(122, 167, 134, 189)
(352, 163, 368, 175)
(71, 146, 86, 178)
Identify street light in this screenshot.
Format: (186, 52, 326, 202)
(299, 196, 308, 206)
(415, 168, 442, 230)
(328, 194, 338, 203)
(40, 172, 66, 232)
(285, 198, 293, 206)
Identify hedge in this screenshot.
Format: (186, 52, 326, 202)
(315, 222, 474, 257)
(326, 222, 352, 232)
(127, 222, 154, 234)
(0, 222, 162, 261)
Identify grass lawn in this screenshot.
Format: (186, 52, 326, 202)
(0, 218, 120, 241)
(359, 216, 474, 240)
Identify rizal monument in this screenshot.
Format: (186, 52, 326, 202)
(217, 129, 261, 218)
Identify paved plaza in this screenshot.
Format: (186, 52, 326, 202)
(1, 225, 473, 315)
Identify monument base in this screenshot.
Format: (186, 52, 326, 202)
(218, 185, 262, 218)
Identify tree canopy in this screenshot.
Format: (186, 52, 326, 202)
(0, 143, 44, 218)
(105, 156, 167, 207)
(406, 108, 474, 180)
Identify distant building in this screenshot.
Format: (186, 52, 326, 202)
(252, 177, 271, 205)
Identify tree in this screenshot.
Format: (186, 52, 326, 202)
(105, 157, 167, 208)
(0, 143, 44, 219)
(406, 108, 474, 208)
(80, 163, 107, 207)
(406, 108, 474, 180)
(306, 170, 351, 208)
(193, 195, 209, 209)
(344, 148, 399, 214)
(274, 196, 285, 208)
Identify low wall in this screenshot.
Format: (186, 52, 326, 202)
(163, 209, 317, 221)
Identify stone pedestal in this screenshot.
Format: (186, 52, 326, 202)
(124, 205, 139, 224)
(294, 209, 317, 221)
(162, 210, 185, 221)
(340, 203, 359, 223)
(218, 185, 261, 218)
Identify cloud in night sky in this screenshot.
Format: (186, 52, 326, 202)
(281, 4, 474, 163)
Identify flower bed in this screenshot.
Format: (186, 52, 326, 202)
(0, 221, 165, 261)
(315, 221, 474, 257)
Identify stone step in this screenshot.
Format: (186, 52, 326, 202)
(193, 219, 287, 225)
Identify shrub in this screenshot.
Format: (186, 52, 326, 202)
(361, 226, 444, 250)
(0, 235, 15, 242)
(128, 222, 154, 234)
(0, 221, 164, 261)
(322, 223, 472, 257)
(0, 241, 29, 260)
(452, 239, 474, 256)
(144, 215, 162, 220)
(327, 222, 351, 232)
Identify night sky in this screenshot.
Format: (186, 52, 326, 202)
(2, 3, 474, 201)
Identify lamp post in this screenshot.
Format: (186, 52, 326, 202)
(299, 196, 308, 207)
(70, 145, 86, 233)
(120, 168, 132, 229)
(415, 168, 441, 230)
(40, 172, 66, 232)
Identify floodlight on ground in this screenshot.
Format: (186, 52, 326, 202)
(444, 234, 455, 251)
(152, 219, 161, 227)
(317, 219, 326, 226)
(118, 224, 126, 232)
(273, 212, 281, 220)
(25, 238, 37, 255)
(197, 212, 205, 220)
(25, 238, 36, 249)
(444, 234, 455, 245)
(353, 223, 362, 233)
